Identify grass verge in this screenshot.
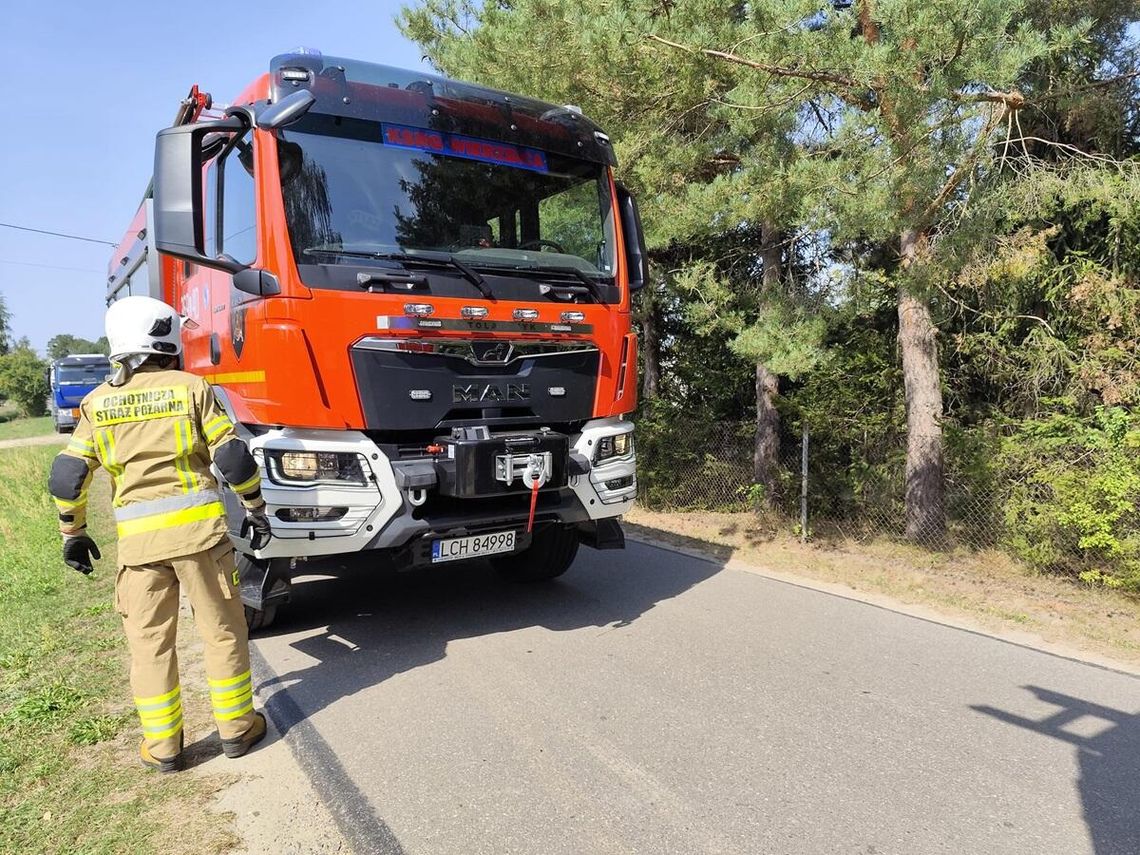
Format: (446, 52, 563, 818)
(627, 507, 1140, 667)
(0, 416, 54, 442)
(0, 446, 237, 854)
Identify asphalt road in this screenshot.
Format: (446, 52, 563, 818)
(251, 538, 1140, 855)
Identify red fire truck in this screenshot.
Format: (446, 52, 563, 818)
(108, 50, 646, 628)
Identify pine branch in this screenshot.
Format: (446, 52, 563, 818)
(645, 34, 863, 91)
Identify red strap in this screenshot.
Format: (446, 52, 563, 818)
(527, 478, 540, 533)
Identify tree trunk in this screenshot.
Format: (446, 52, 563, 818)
(753, 222, 783, 501)
(639, 289, 661, 401)
(897, 228, 945, 543)
(753, 363, 780, 488)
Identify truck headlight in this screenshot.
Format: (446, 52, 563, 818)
(265, 450, 368, 486)
(594, 430, 634, 464)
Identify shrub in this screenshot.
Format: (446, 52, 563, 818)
(999, 407, 1140, 590)
(0, 350, 49, 417)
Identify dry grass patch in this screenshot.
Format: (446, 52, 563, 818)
(627, 508, 1140, 666)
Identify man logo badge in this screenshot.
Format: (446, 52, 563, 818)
(453, 383, 530, 403)
(471, 340, 513, 364)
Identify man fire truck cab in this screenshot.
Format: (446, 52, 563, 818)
(109, 50, 647, 629)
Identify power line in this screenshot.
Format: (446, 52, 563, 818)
(0, 259, 105, 274)
(0, 222, 117, 247)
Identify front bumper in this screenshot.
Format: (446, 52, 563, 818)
(54, 407, 80, 428)
(224, 418, 636, 560)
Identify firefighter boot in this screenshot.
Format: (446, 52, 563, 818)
(140, 731, 184, 773)
(221, 711, 267, 758)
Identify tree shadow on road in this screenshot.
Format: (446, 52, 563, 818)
(972, 685, 1140, 855)
(253, 541, 723, 737)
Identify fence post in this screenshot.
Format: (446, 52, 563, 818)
(801, 422, 809, 544)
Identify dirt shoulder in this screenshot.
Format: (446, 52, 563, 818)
(626, 508, 1140, 674)
(0, 432, 66, 450)
(174, 602, 348, 855)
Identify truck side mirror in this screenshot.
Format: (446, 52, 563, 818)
(615, 182, 649, 293)
(232, 267, 281, 297)
(152, 116, 248, 274)
(255, 90, 316, 130)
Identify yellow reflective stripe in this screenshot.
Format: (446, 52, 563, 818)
(230, 472, 261, 494)
(136, 697, 181, 715)
(66, 438, 97, 459)
(139, 705, 183, 727)
(204, 416, 233, 443)
(213, 688, 253, 706)
(135, 685, 181, 707)
(94, 429, 110, 468)
(208, 670, 252, 690)
(212, 679, 252, 698)
(142, 718, 184, 739)
(54, 493, 88, 511)
(117, 501, 225, 538)
(172, 421, 188, 492)
(207, 370, 266, 385)
(106, 432, 123, 498)
(212, 691, 254, 715)
(96, 429, 124, 503)
(214, 699, 254, 721)
(173, 419, 199, 494)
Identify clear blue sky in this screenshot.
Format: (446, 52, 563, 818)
(0, 0, 426, 354)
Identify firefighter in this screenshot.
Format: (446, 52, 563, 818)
(49, 295, 272, 772)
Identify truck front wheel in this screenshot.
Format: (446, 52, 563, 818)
(244, 603, 278, 632)
(236, 553, 291, 633)
(492, 524, 579, 582)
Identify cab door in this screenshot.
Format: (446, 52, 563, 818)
(200, 128, 261, 376)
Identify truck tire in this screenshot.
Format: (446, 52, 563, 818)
(244, 604, 278, 632)
(236, 553, 291, 634)
(492, 524, 579, 582)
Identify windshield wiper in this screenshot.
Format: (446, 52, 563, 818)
(445, 255, 494, 300)
(303, 246, 405, 261)
(303, 246, 495, 299)
(525, 265, 608, 303)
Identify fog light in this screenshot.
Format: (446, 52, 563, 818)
(604, 476, 634, 490)
(275, 507, 348, 522)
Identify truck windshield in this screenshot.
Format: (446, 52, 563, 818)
(56, 365, 109, 385)
(278, 115, 616, 279)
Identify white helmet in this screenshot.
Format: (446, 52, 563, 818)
(105, 296, 184, 361)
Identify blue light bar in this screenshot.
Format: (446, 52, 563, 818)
(381, 123, 549, 173)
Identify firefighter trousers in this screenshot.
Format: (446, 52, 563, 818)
(115, 538, 258, 759)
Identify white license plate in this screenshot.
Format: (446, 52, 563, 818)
(431, 530, 516, 563)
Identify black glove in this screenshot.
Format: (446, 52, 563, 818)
(240, 509, 273, 551)
(63, 533, 101, 575)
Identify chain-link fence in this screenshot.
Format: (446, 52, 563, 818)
(634, 417, 1137, 588)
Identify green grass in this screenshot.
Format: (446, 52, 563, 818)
(0, 415, 54, 441)
(0, 446, 234, 854)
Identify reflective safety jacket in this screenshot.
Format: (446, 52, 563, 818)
(49, 366, 265, 566)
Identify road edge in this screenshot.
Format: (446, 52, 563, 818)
(250, 645, 409, 855)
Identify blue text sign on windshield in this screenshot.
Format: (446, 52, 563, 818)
(381, 123, 549, 173)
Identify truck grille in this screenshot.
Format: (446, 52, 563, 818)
(350, 338, 600, 431)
